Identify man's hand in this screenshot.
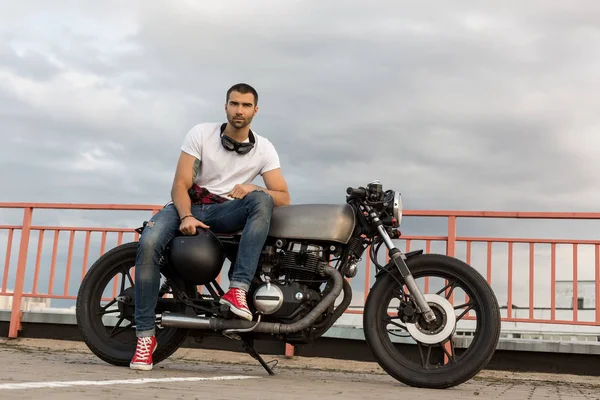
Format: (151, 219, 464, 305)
(179, 216, 210, 235)
(227, 184, 257, 200)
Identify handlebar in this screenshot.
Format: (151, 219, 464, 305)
(346, 187, 367, 199)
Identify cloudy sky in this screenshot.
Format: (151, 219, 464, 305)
(2, 1, 600, 311)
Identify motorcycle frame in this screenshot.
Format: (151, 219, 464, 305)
(156, 185, 437, 340)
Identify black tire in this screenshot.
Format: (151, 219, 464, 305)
(363, 253, 500, 389)
(75, 242, 194, 367)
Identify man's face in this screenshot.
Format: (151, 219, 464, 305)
(225, 91, 258, 129)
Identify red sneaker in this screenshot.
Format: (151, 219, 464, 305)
(130, 336, 157, 371)
(219, 288, 253, 321)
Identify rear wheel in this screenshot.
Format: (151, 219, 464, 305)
(363, 254, 500, 389)
(75, 242, 196, 367)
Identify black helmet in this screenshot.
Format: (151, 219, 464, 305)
(167, 228, 226, 285)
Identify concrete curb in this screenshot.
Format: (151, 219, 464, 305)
(1, 338, 599, 388)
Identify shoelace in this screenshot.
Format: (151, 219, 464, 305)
(235, 290, 248, 308)
(133, 337, 153, 361)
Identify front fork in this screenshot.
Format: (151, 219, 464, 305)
(376, 225, 437, 323)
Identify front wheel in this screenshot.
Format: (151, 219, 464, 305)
(363, 253, 500, 389)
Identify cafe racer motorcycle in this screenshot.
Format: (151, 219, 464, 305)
(75, 180, 501, 389)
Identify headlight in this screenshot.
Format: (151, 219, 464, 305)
(393, 191, 403, 226)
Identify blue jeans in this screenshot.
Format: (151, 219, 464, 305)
(134, 190, 274, 337)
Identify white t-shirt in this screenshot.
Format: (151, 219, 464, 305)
(180, 122, 280, 199)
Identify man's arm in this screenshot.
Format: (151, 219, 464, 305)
(171, 151, 210, 234)
(171, 151, 197, 218)
(255, 168, 290, 207)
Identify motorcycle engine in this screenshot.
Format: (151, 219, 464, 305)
(254, 242, 330, 319)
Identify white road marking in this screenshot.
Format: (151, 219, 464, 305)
(0, 375, 260, 390)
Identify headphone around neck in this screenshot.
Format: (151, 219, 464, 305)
(220, 122, 255, 155)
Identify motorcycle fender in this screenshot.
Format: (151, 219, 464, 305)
(374, 249, 423, 279)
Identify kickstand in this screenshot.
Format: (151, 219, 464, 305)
(242, 339, 277, 376)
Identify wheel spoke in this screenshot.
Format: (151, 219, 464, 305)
(440, 338, 456, 364)
(126, 270, 134, 286)
(416, 342, 427, 369)
(108, 317, 133, 338)
(425, 344, 432, 369)
(387, 330, 411, 338)
(120, 269, 134, 292)
(445, 282, 456, 300)
(110, 322, 134, 338)
(416, 342, 435, 369)
(100, 298, 117, 312)
(454, 301, 472, 310)
(120, 272, 127, 293)
(96, 308, 121, 316)
(456, 302, 475, 322)
(436, 280, 456, 298)
(383, 316, 407, 330)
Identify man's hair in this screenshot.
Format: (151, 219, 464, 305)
(226, 83, 258, 106)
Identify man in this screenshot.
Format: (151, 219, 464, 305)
(130, 83, 290, 371)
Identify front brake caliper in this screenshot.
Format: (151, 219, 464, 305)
(398, 300, 419, 324)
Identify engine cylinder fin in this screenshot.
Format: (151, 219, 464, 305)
(283, 251, 320, 282)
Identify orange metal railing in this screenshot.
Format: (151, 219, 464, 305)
(0, 203, 161, 338)
(1, 203, 600, 339)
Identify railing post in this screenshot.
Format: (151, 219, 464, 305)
(9, 207, 33, 338)
(596, 244, 600, 324)
(285, 343, 295, 357)
(446, 216, 456, 257)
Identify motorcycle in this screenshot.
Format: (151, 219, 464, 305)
(75, 180, 500, 389)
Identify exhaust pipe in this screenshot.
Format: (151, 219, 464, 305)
(160, 265, 344, 335)
(159, 313, 212, 329)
